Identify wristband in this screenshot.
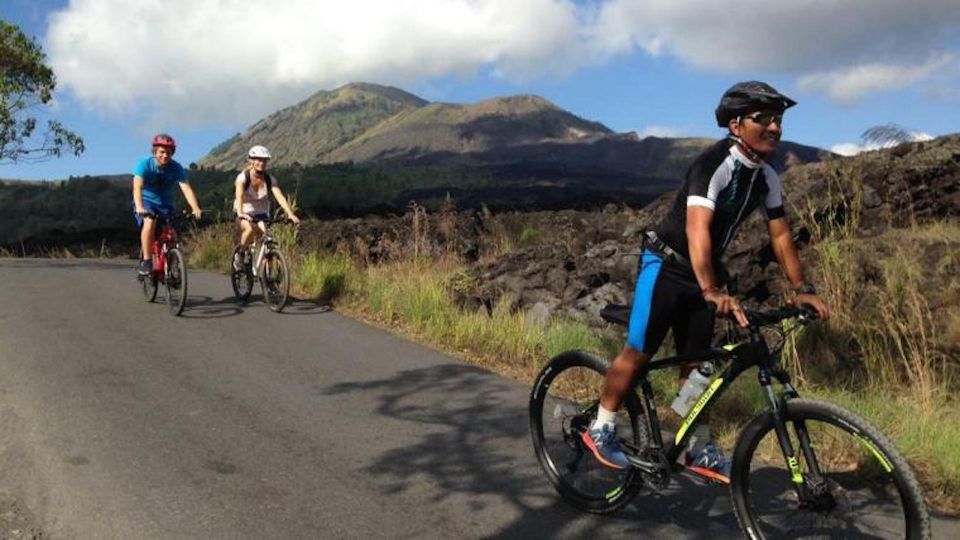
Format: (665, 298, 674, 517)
(795, 283, 817, 295)
(701, 285, 720, 295)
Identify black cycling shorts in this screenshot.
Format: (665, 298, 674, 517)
(627, 249, 715, 357)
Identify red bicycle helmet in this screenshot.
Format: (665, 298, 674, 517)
(151, 133, 177, 150)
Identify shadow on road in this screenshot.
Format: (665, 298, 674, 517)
(322, 363, 739, 538)
(276, 297, 333, 316)
(179, 295, 245, 318)
(173, 295, 331, 319)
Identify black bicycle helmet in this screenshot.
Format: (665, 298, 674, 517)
(715, 81, 797, 128)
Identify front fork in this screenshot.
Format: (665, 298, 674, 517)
(760, 368, 827, 503)
(251, 241, 269, 278)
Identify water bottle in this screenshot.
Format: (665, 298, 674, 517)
(671, 361, 715, 417)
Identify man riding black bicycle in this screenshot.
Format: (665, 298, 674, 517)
(583, 81, 830, 481)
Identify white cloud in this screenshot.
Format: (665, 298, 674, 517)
(831, 131, 934, 156)
(46, 0, 587, 127)
(796, 54, 958, 105)
(831, 143, 867, 157)
(637, 125, 683, 139)
(45, 0, 960, 127)
(589, 1, 960, 73)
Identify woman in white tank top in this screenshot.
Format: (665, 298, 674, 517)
(233, 145, 301, 268)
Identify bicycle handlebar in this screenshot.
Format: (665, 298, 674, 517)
(742, 304, 819, 328)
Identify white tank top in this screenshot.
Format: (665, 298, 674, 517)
(234, 171, 273, 215)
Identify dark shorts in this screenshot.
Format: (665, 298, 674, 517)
(626, 249, 715, 356)
(133, 201, 174, 227)
(237, 212, 270, 224)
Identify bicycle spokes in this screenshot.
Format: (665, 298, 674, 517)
(260, 250, 289, 312)
(531, 356, 644, 512)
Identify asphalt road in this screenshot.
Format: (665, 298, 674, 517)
(0, 258, 955, 539)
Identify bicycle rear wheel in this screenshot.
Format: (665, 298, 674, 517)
(731, 399, 929, 539)
(230, 245, 254, 302)
(165, 247, 188, 316)
(259, 249, 289, 313)
(529, 351, 647, 514)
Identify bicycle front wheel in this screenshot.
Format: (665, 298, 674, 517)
(165, 247, 188, 316)
(529, 351, 647, 514)
(259, 249, 289, 313)
(731, 399, 929, 539)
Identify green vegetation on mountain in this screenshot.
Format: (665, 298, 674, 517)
(198, 82, 427, 169)
(325, 94, 612, 162)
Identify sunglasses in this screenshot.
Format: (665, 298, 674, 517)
(743, 112, 784, 127)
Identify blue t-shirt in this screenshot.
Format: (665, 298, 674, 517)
(133, 156, 188, 207)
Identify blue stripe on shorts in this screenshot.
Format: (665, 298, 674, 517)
(626, 249, 664, 352)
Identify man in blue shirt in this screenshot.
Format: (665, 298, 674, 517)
(133, 134, 202, 276)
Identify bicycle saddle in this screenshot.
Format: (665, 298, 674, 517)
(600, 304, 631, 327)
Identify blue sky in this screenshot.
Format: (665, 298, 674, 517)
(2, 0, 959, 181)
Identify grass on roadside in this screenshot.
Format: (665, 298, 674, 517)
(807, 387, 960, 514)
(188, 223, 235, 274)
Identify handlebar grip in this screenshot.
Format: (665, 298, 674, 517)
(743, 304, 820, 327)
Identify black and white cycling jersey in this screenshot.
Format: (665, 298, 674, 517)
(653, 138, 786, 262)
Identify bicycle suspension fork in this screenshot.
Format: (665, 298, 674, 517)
(760, 366, 826, 499)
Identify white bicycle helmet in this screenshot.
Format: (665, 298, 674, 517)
(248, 145, 272, 159)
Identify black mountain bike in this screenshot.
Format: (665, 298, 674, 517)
(230, 217, 290, 312)
(529, 303, 930, 539)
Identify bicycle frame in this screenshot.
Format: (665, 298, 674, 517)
(244, 224, 278, 278)
(626, 321, 815, 495)
(150, 218, 179, 283)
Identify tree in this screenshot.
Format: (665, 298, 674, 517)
(860, 124, 927, 149)
(0, 19, 84, 164)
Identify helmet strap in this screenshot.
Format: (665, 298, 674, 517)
(728, 133, 763, 163)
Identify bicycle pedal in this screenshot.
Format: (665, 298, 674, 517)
(683, 464, 730, 485)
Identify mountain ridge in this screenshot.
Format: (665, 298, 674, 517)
(198, 82, 620, 168)
(197, 81, 828, 192)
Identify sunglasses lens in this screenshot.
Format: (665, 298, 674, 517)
(753, 114, 782, 126)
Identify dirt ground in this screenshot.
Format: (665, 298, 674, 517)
(0, 493, 43, 539)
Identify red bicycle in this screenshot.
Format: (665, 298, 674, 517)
(138, 212, 189, 316)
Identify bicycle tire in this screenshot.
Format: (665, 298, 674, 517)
(259, 249, 289, 313)
(141, 267, 158, 303)
(529, 350, 647, 514)
(230, 245, 254, 302)
(731, 398, 929, 539)
(165, 247, 188, 316)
